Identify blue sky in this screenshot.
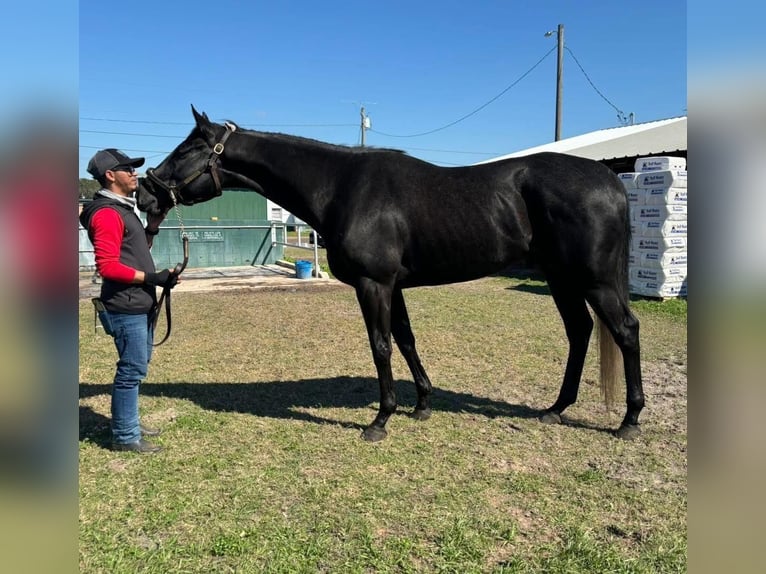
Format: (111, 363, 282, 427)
(78, 1, 686, 177)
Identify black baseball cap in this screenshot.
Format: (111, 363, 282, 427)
(87, 148, 145, 179)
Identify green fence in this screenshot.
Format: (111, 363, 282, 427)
(150, 189, 283, 268)
(150, 220, 285, 269)
(79, 190, 285, 270)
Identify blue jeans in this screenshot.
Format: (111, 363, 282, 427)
(98, 310, 154, 444)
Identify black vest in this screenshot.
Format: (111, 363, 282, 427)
(80, 195, 157, 313)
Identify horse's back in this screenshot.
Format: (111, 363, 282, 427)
(488, 152, 625, 208)
(328, 151, 629, 289)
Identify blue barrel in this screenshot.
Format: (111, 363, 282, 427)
(295, 260, 313, 279)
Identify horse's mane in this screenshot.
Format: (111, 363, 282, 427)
(222, 120, 407, 156)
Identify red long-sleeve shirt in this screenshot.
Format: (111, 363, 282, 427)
(89, 207, 140, 283)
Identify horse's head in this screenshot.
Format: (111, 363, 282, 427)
(137, 106, 237, 216)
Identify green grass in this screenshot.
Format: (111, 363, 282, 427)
(630, 297, 686, 320)
(79, 275, 686, 572)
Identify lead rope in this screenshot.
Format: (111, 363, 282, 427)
(170, 188, 186, 240)
(152, 190, 190, 346)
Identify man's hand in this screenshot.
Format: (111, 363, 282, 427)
(145, 269, 179, 289)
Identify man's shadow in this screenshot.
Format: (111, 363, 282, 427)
(79, 405, 112, 448)
(79, 376, 611, 443)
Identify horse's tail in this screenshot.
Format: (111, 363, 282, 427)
(598, 318, 621, 411)
(597, 178, 631, 411)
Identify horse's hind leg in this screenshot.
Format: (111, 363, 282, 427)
(391, 288, 433, 421)
(586, 286, 644, 440)
(541, 278, 594, 425)
(355, 277, 397, 442)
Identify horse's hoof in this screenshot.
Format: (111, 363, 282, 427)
(411, 408, 432, 421)
(361, 426, 388, 442)
(540, 411, 562, 425)
(615, 424, 641, 440)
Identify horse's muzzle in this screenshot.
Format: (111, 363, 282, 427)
(136, 178, 162, 215)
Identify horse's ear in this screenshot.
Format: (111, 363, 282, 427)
(191, 105, 211, 129)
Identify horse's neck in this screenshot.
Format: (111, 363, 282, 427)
(228, 134, 338, 230)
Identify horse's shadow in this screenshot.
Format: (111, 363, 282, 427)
(495, 267, 552, 297)
(505, 282, 551, 296)
(79, 376, 612, 443)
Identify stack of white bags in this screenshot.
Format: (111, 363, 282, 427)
(619, 156, 687, 298)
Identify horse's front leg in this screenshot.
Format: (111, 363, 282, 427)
(391, 288, 432, 421)
(355, 278, 396, 442)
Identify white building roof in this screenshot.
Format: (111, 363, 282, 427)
(477, 116, 687, 164)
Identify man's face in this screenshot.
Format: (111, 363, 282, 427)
(107, 165, 139, 195)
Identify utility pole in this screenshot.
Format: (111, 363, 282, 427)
(546, 24, 564, 141)
(555, 24, 564, 141)
(360, 106, 371, 146)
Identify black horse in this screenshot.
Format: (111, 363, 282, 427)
(138, 106, 643, 442)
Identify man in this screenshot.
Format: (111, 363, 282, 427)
(80, 149, 178, 453)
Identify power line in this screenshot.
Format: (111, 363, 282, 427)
(79, 128, 501, 157)
(80, 117, 192, 126)
(370, 45, 557, 138)
(564, 46, 626, 118)
(80, 129, 184, 138)
(79, 144, 170, 154)
(79, 106, 506, 164)
(80, 45, 632, 165)
(80, 116, 356, 129)
(246, 122, 358, 128)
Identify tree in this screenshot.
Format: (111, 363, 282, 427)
(79, 178, 101, 199)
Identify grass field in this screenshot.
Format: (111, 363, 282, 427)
(79, 274, 686, 573)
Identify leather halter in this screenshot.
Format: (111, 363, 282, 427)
(145, 122, 237, 205)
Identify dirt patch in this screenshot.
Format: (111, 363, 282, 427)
(642, 358, 688, 435)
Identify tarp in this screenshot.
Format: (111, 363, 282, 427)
(477, 116, 686, 164)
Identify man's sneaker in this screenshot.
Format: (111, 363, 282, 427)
(140, 425, 162, 437)
(111, 439, 163, 453)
